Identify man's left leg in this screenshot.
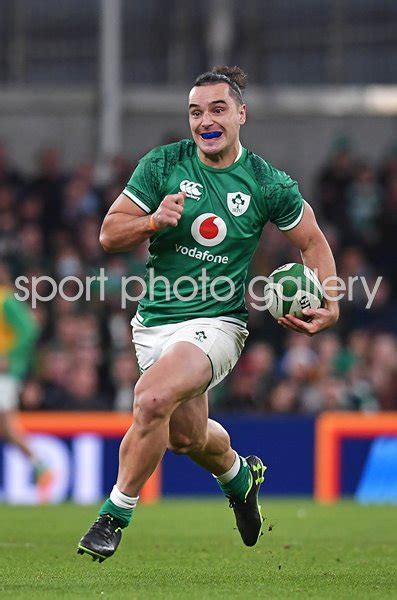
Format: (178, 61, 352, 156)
(168, 394, 266, 546)
(168, 392, 234, 474)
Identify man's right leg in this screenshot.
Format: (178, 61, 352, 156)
(78, 341, 212, 561)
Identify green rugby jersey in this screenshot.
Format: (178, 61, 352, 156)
(123, 139, 304, 327)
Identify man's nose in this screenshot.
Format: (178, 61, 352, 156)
(201, 111, 214, 127)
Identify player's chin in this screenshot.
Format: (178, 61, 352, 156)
(195, 135, 225, 154)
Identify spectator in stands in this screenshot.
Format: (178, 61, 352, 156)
(316, 135, 355, 229)
(39, 348, 72, 410)
(220, 342, 276, 412)
(347, 162, 381, 248)
(61, 363, 110, 411)
(111, 351, 139, 411)
(367, 334, 397, 411)
(267, 380, 299, 413)
(0, 143, 24, 189)
(378, 143, 397, 191)
(301, 377, 348, 413)
(378, 170, 397, 287)
(29, 147, 67, 239)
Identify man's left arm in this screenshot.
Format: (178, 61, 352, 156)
(279, 201, 339, 335)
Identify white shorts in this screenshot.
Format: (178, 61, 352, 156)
(131, 315, 249, 390)
(0, 375, 20, 411)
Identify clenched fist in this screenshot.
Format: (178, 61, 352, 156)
(150, 192, 186, 230)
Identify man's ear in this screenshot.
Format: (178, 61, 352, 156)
(239, 104, 247, 125)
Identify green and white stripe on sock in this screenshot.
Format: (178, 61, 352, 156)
(99, 485, 139, 528)
(214, 452, 252, 502)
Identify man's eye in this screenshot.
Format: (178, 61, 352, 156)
(191, 112, 200, 118)
(214, 108, 224, 113)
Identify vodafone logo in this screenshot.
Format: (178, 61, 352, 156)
(191, 213, 227, 247)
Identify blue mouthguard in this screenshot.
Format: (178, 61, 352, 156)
(201, 131, 222, 139)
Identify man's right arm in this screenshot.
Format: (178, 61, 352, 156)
(99, 192, 185, 253)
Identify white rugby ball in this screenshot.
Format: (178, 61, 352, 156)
(264, 263, 323, 320)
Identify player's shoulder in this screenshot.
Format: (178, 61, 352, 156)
(245, 150, 294, 189)
(140, 139, 196, 170)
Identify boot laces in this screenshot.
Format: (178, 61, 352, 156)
(92, 515, 118, 539)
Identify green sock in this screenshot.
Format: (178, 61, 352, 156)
(217, 457, 252, 502)
(99, 498, 133, 528)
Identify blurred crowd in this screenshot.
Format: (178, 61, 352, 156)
(0, 135, 396, 413)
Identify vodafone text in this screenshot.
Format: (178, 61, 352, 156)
(175, 244, 229, 264)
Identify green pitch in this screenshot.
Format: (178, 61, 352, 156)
(1, 499, 396, 599)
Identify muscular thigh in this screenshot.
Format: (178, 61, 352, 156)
(136, 341, 212, 406)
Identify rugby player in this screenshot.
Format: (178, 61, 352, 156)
(0, 262, 51, 496)
(78, 66, 339, 561)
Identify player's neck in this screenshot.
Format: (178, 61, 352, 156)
(198, 142, 242, 169)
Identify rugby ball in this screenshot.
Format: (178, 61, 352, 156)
(264, 263, 323, 320)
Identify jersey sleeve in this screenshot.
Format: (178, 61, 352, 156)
(123, 149, 164, 214)
(266, 171, 305, 230)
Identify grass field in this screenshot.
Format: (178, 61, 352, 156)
(1, 499, 396, 599)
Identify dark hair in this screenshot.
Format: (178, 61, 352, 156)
(193, 66, 247, 105)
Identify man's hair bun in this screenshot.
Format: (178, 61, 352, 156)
(211, 66, 248, 92)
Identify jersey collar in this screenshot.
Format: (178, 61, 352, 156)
(195, 142, 246, 173)
(234, 142, 243, 162)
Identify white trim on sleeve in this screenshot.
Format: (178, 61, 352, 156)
(123, 189, 151, 213)
(277, 202, 305, 231)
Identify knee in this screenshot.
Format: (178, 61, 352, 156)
(133, 380, 173, 427)
(168, 431, 207, 455)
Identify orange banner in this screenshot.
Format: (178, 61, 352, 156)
(315, 412, 397, 503)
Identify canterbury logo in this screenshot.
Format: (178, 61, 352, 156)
(180, 180, 203, 200)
